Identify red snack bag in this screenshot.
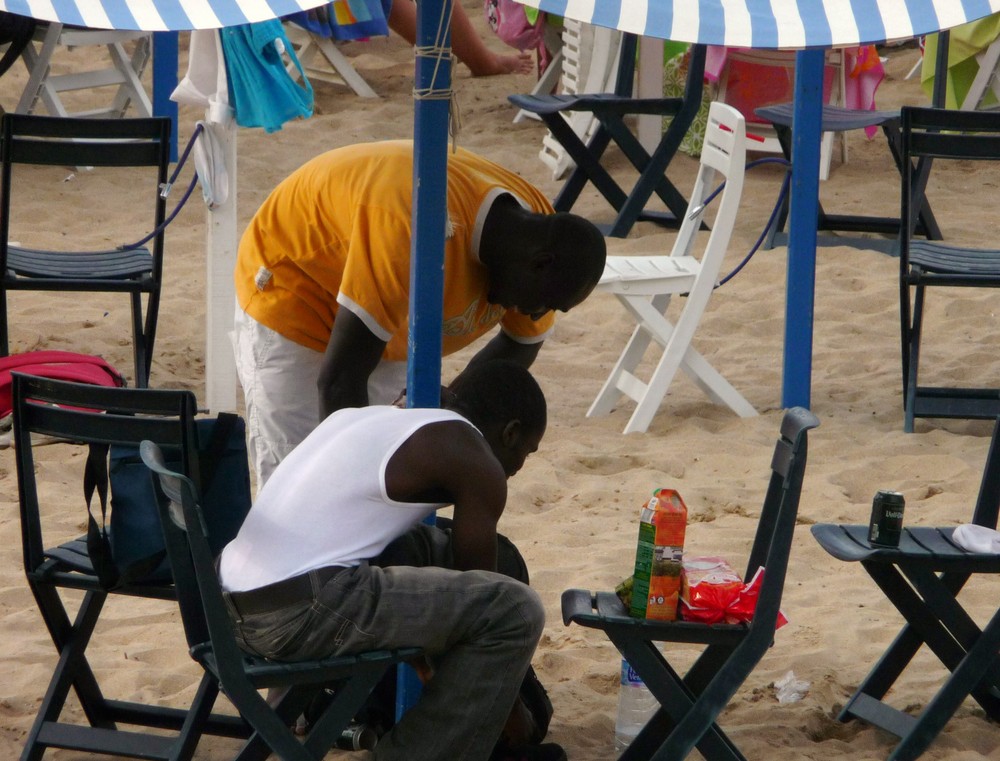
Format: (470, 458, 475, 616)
(680, 557, 788, 628)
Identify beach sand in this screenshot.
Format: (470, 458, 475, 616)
(1, 12, 999, 759)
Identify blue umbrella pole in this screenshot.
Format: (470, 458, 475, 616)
(398, 0, 453, 722)
(781, 49, 824, 410)
(152, 32, 179, 162)
(406, 0, 453, 409)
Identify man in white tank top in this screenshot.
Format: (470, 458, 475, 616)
(218, 360, 549, 761)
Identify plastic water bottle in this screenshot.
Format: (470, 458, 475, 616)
(614, 657, 657, 752)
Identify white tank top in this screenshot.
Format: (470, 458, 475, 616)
(219, 405, 477, 591)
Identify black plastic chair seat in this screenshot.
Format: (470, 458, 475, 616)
(908, 241, 1000, 277)
(193, 644, 424, 688)
(755, 102, 901, 132)
(7, 244, 153, 280)
(563, 590, 749, 646)
(812, 524, 1000, 571)
(509, 92, 685, 118)
(37, 538, 178, 598)
(39, 537, 94, 573)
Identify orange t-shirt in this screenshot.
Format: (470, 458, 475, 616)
(235, 140, 555, 360)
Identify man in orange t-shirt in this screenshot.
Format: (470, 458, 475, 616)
(233, 140, 606, 485)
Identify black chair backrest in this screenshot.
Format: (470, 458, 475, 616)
(12, 373, 199, 579)
(141, 440, 248, 668)
(902, 106, 1000, 161)
(1, 112, 172, 169)
(900, 106, 1000, 244)
(743, 407, 819, 636)
(0, 113, 171, 259)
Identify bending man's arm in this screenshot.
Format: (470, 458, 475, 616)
(317, 309, 387, 419)
(467, 331, 542, 370)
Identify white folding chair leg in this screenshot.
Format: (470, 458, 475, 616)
(106, 36, 152, 118)
(289, 31, 377, 98)
(590, 292, 756, 433)
(15, 23, 61, 115)
(587, 293, 669, 420)
(819, 130, 834, 181)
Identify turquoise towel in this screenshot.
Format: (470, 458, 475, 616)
(220, 20, 314, 133)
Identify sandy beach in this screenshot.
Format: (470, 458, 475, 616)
(1, 9, 1000, 759)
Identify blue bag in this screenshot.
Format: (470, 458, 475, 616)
(99, 413, 252, 585)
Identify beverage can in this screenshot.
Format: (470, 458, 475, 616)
(868, 490, 905, 547)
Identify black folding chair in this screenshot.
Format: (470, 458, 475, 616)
(562, 407, 819, 760)
(811, 417, 1000, 761)
(508, 38, 707, 238)
(11, 374, 247, 760)
(897, 106, 1000, 432)
(141, 440, 422, 761)
(0, 113, 170, 387)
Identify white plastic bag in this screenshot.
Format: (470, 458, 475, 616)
(773, 670, 810, 703)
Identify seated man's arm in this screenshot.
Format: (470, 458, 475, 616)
(448, 448, 507, 572)
(386, 421, 507, 572)
(317, 309, 387, 419)
(468, 331, 542, 370)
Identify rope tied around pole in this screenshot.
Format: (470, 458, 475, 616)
(411, 0, 462, 149)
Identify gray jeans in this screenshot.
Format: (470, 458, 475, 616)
(226, 532, 545, 761)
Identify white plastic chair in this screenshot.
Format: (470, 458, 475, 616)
(512, 20, 564, 125)
(587, 102, 757, 434)
(535, 19, 625, 180)
(15, 23, 152, 119)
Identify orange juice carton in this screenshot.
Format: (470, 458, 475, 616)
(629, 489, 688, 620)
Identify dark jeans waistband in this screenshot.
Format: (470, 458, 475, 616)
(224, 565, 347, 618)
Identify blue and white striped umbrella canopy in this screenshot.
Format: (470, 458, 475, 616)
(516, 0, 1000, 411)
(0, 0, 331, 30)
(516, 0, 1000, 48)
